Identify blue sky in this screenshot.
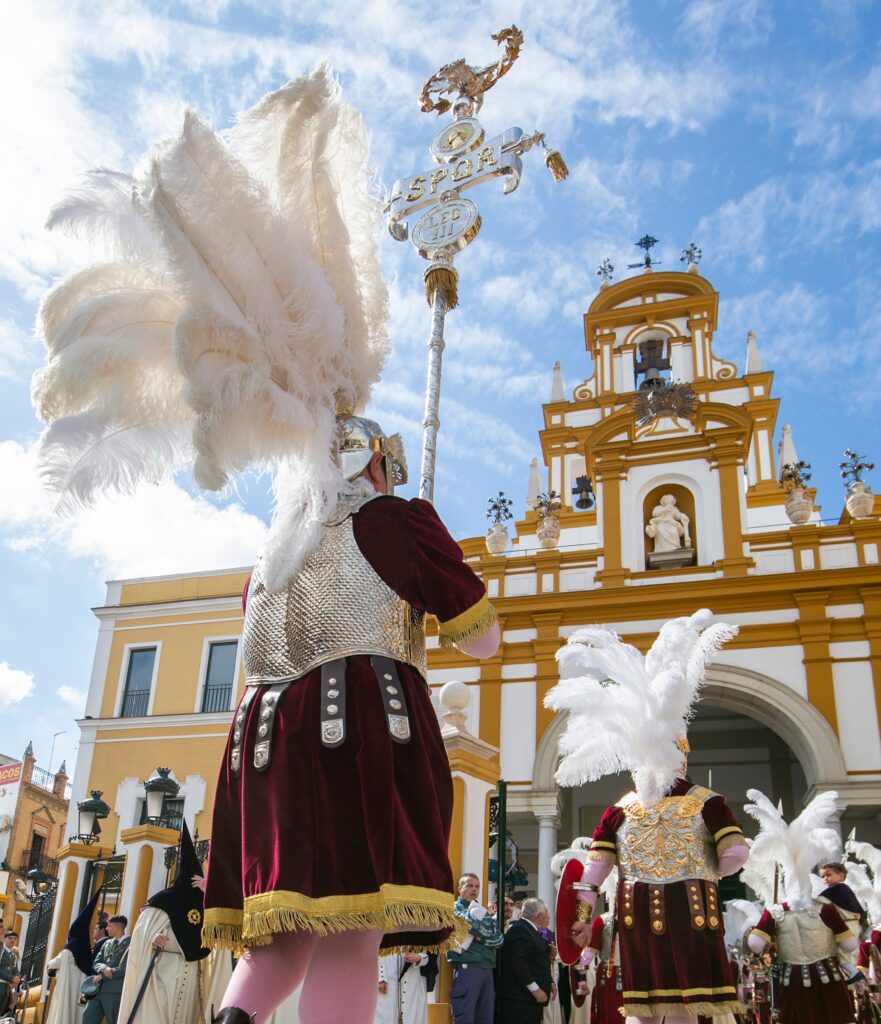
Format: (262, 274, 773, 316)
(0, 0, 879, 780)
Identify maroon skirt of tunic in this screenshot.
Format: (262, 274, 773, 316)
(777, 961, 855, 1024)
(618, 877, 743, 1018)
(590, 961, 623, 1023)
(203, 655, 458, 954)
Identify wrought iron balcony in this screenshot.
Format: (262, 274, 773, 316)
(200, 683, 233, 713)
(19, 849, 59, 880)
(120, 689, 150, 718)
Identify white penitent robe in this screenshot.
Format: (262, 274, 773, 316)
(44, 949, 85, 1024)
(117, 908, 202, 1024)
(374, 953, 428, 1024)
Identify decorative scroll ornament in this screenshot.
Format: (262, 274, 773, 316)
(632, 381, 697, 425)
(418, 25, 524, 114)
(386, 25, 568, 504)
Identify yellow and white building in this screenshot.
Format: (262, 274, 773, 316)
(50, 266, 881, 970)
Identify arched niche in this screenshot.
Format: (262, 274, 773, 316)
(642, 483, 697, 569)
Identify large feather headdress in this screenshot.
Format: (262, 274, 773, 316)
(846, 836, 881, 926)
(740, 837, 777, 907)
(32, 65, 388, 592)
(544, 609, 738, 807)
(743, 789, 841, 909)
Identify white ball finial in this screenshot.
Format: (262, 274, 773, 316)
(440, 680, 471, 732)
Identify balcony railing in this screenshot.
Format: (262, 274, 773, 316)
(120, 689, 150, 718)
(29, 766, 56, 792)
(201, 683, 233, 713)
(19, 849, 59, 880)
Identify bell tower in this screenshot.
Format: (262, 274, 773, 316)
(516, 263, 801, 586)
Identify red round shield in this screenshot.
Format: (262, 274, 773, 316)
(556, 855, 590, 965)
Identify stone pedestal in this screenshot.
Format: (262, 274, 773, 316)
(647, 546, 696, 570)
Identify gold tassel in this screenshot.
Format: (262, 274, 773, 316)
(438, 603, 498, 652)
(424, 265, 459, 310)
(545, 149, 569, 183)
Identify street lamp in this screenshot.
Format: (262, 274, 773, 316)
(74, 790, 110, 845)
(144, 768, 180, 826)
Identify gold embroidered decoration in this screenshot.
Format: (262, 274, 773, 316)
(616, 787, 719, 884)
(187, 909, 202, 925)
(575, 901, 591, 922)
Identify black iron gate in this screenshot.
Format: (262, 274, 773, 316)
(17, 882, 57, 988)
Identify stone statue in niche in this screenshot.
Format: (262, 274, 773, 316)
(645, 494, 696, 569)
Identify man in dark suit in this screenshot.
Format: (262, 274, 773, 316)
(497, 898, 553, 1024)
(83, 914, 130, 1024)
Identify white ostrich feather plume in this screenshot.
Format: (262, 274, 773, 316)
(724, 898, 762, 950)
(33, 69, 388, 592)
(545, 610, 738, 806)
(740, 837, 778, 907)
(743, 789, 841, 909)
(846, 837, 881, 926)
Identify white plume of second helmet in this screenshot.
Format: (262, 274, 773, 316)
(545, 610, 738, 807)
(742, 788, 841, 910)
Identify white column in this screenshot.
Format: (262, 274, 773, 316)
(536, 812, 559, 922)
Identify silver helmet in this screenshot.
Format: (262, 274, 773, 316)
(336, 413, 407, 493)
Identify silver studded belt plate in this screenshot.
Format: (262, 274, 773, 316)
(371, 656, 411, 744)
(229, 686, 258, 777)
(253, 681, 291, 772)
(321, 659, 346, 748)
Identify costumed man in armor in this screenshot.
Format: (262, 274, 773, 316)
(843, 837, 881, 1022)
(745, 789, 857, 1024)
(44, 888, 105, 1024)
(547, 610, 749, 1022)
(30, 65, 497, 1024)
(116, 823, 210, 1024)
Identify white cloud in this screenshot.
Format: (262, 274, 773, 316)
(0, 662, 35, 711)
(0, 440, 267, 579)
(57, 684, 87, 708)
(0, 318, 37, 381)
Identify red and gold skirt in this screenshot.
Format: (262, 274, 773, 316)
(590, 961, 623, 1023)
(618, 877, 744, 1018)
(776, 960, 855, 1024)
(203, 656, 464, 954)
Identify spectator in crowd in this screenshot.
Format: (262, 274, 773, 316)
(497, 898, 554, 1024)
(91, 914, 110, 961)
(447, 873, 504, 1024)
(0, 931, 20, 1017)
(83, 915, 129, 1024)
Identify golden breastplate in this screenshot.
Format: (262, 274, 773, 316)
(242, 493, 427, 684)
(616, 787, 719, 884)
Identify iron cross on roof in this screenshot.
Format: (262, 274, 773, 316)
(627, 234, 661, 269)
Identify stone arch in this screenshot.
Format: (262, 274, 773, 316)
(532, 663, 847, 797)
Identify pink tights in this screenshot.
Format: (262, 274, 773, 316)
(221, 929, 383, 1023)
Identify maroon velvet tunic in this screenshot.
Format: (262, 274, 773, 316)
(753, 904, 855, 1024)
(203, 497, 491, 954)
(589, 779, 745, 1018)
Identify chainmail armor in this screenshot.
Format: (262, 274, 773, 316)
(243, 493, 427, 684)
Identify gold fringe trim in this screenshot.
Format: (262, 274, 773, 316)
(424, 266, 459, 310)
(545, 149, 569, 182)
(439, 598, 498, 652)
(622, 1000, 744, 1018)
(203, 885, 470, 956)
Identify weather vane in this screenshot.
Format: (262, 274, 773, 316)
(597, 257, 614, 287)
(680, 242, 702, 272)
(627, 234, 660, 270)
(386, 25, 568, 503)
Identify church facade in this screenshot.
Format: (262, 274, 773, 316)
(51, 266, 880, 954)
